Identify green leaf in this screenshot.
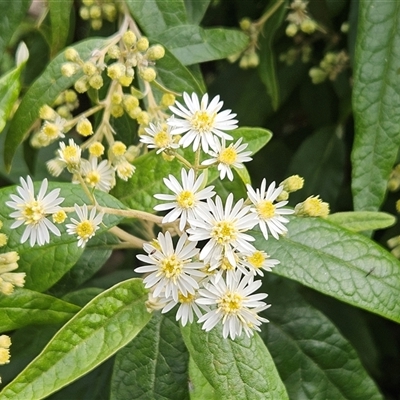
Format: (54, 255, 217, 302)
(181, 322, 288, 399)
(287, 126, 346, 206)
(231, 127, 272, 155)
(156, 25, 248, 66)
(351, 1, 400, 211)
(257, 216, 400, 323)
(0, 65, 24, 133)
(4, 37, 106, 171)
(0, 278, 151, 400)
(188, 357, 217, 400)
(0, 288, 80, 333)
(327, 211, 396, 232)
(125, 0, 188, 37)
(110, 312, 189, 400)
(0, 0, 31, 64)
(0, 181, 126, 292)
(48, 0, 74, 57)
(184, 0, 211, 24)
(258, 0, 288, 110)
(259, 277, 384, 399)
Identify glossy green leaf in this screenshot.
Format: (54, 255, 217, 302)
(258, 0, 287, 110)
(48, 0, 74, 57)
(257, 216, 400, 323)
(188, 357, 217, 399)
(184, 0, 211, 24)
(4, 38, 106, 171)
(0, 65, 24, 133)
(0, 288, 80, 333)
(0, 0, 31, 63)
(0, 278, 151, 400)
(327, 211, 396, 232)
(181, 322, 288, 399)
(125, 0, 188, 37)
(0, 181, 125, 291)
(287, 126, 345, 206)
(351, 1, 400, 210)
(110, 312, 189, 400)
(231, 127, 272, 155)
(260, 277, 384, 399)
(156, 25, 248, 66)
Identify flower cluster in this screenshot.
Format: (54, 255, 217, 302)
(0, 334, 11, 383)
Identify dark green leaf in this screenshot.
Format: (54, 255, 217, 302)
(260, 277, 384, 399)
(181, 322, 288, 399)
(4, 38, 106, 171)
(0, 288, 79, 332)
(257, 216, 400, 323)
(0, 278, 151, 400)
(110, 312, 189, 400)
(188, 357, 217, 399)
(327, 211, 396, 232)
(351, 1, 400, 210)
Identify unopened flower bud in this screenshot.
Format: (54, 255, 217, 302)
(74, 77, 89, 93)
(286, 23, 298, 37)
(111, 141, 127, 156)
(39, 105, 57, 120)
(79, 6, 90, 20)
(83, 61, 97, 76)
(61, 62, 79, 77)
(128, 106, 142, 119)
(137, 111, 150, 125)
(89, 142, 105, 157)
(123, 95, 139, 111)
(123, 30, 137, 47)
(102, 3, 117, 22)
(136, 37, 149, 52)
(76, 117, 93, 137)
(118, 74, 133, 86)
(147, 44, 165, 60)
(91, 19, 102, 30)
(111, 104, 124, 118)
(52, 210, 67, 224)
(111, 93, 123, 104)
(140, 67, 156, 82)
(64, 90, 78, 103)
(89, 4, 101, 19)
(107, 45, 121, 59)
(107, 62, 125, 80)
(309, 67, 327, 84)
(300, 19, 317, 34)
(88, 74, 103, 89)
(280, 175, 304, 193)
(65, 48, 80, 62)
(0, 233, 8, 247)
(239, 18, 251, 31)
(161, 93, 176, 107)
(295, 195, 330, 217)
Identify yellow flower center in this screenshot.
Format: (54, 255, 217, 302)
(257, 200, 276, 219)
(22, 200, 45, 225)
(0, 347, 10, 364)
(247, 251, 266, 269)
(220, 257, 235, 271)
(111, 141, 126, 156)
(211, 221, 237, 244)
(42, 123, 59, 139)
(76, 220, 95, 240)
(62, 146, 79, 162)
(86, 171, 101, 186)
(178, 292, 195, 303)
(89, 142, 105, 157)
(160, 254, 183, 281)
(218, 147, 237, 165)
(176, 190, 195, 209)
(52, 210, 67, 224)
(218, 291, 243, 315)
(154, 130, 170, 148)
(190, 110, 216, 133)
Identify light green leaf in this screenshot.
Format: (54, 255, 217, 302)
(48, 0, 74, 57)
(257, 216, 400, 323)
(156, 25, 248, 66)
(0, 288, 80, 333)
(0, 65, 24, 133)
(0, 0, 31, 63)
(184, 0, 211, 24)
(110, 312, 189, 400)
(233, 165, 251, 186)
(0, 181, 126, 292)
(0, 278, 151, 400)
(181, 322, 288, 400)
(327, 211, 396, 232)
(189, 357, 217, 400)
(125, 0, 188, 37)
(4, 38, 106, 171)
(231, 127, 272, 155)
(260, 277, 384, 399)
(351, 1, 400, 210)
(258, 0, 288, 110)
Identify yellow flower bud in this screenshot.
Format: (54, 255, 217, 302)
(107, 62, 125, 80)
(0, 335, 11, 349)
(295, 195, 330, 218)
(88, 74, 103, 89)
(52, 210, 67, 224)
(136, 37, 149, 52)
(137, 111, 150, 125)
(127, 106, 142, 119)
(74, 77, 89, 93)
(140, 67, 156, 82)
(111, 141, 127, 156)
(39, 105, 57, 120)
(147, 44, 165, 60)
(300, 19, 317, 34)
(0, 233, 8, 247)
(118, 74, 134, 87)
(286, 23, 298, 37)
(61, 62, 79, 77)
(280, 175, 304, 193)
(102, 3, 117, 22)
(123, 95, 139, 111)
(89, 4, 101, 19)
(76, 118, 93, 137)
(123, 30, 137, 47)
(107, 45, 121, 59)
(89, 142, 105, 157)
(111, 92, 123, 104)
(309, 67, 327, 84)
(65, 48, 80, 62)
(83, 61, 97, 76)
(82, 0, 94, 5)
(239, 18, 251, 31)
(91, 19, 102, 30)
(79, 6, 90, 20)
(160, 93, 176, 107)
(64, 90, 78, 103)
(111, 104, 124, 118)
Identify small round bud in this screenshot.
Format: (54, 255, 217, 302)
(280, 175, 304, 193)
(102, 3, 117, 22)
(118, 74, 133, 87)
(123, 95, 139, 111)
(160, 93, 175, 107)
(111, 141, 127, 156)
(74, 77, 89, 93)
(239, 54, 250, 69)
(127, 106, 142, 119)
(136, 37, 149, 52)
(107, 62, 125, 80)
(39, 105, 57, 120)
(111, 104, 124, 118)
(0, 233, 8, 247)
(126, 66, 135, 77)
(91, 18, 102, 30)
(286, 23, 298, 37)
(76, 117, 93, 137)
(300, 19, 317, 34)
(146, 44, 165, 60)
(61, 62, 79, 77)
(246, 52, 259, 68)
(65, 48, 80, 62)
(52, 210, 67, 224)
(140, 67, 156, 82)
(123, 30, 137, 47)
(83, 61, 97, 76)
(111, 92, 122, 104)
(340, 22, 349, 34)
(56, 105, 72, 119)
(309, 67, 327, 84)
(89, 142, 105, 157)
(107, 45, 121, 59)
(137, 111, 150, 125)
(64, 90, 78, 103)
(79, 6, 90, 20)
(239, 18, 252, 31)
(88, 74, 103, 89)
(89, 5, 102, 19)
(82, 0, 94, 6)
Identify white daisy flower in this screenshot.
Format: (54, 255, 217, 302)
(240, 250, 280, 276)
(135, 232, 205, 302)
(154, 168, 215, 231)
(66, 204, 104, 247)
(196, 271, 270, 340)
(246, 179, 294, 240)
(39, 116, 66, 142)
(80, 157, 115, 192)
(57, 138, 82, 173)
(6, 176, 64, 246)
(187, 193, 258, 270)
(140, 121, 180, 153)
(168, 92, 238, 154)
(202, 137, 252, 181)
